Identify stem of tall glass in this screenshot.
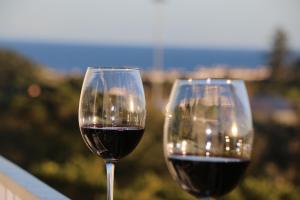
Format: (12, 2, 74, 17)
(106, 162, 115, 200)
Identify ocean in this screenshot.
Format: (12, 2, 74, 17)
(0, 40, 266, 73)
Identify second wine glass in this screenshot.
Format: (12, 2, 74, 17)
(79, 67, 146, 200)
(164, 79, 254, 199)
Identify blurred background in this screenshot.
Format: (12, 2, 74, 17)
(0, 0, 300, 199)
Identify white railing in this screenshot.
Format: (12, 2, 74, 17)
(0, 156, 70, 200)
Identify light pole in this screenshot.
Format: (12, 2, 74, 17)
(152, 0, 165, 107)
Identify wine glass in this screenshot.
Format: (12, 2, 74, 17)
(164, 79, 254, 199)
(79, 67, 146, 200)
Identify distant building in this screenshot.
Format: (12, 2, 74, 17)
(142, 66, 271, 83)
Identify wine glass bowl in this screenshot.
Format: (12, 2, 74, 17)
(79, 67, 146, 200)
(164, 79, 253, 199)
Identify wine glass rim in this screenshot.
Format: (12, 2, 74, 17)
(87, 66, 140, 71)
(175, 78, 245, 84)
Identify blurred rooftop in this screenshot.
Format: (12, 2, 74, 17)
(0, 156, 69, 200)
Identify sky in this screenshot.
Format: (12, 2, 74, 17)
(0, 0, 299, 50)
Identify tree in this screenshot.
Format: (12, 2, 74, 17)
(269, 29, 289, 81)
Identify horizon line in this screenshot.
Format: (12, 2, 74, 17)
(0, 37, 272, 52)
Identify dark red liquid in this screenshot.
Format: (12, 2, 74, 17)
(80, 125, 144, 161)
(167, 155, 250, 198)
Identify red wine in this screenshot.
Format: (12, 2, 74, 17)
(80, 125, 144, 161)
(167, 155, 249, 198)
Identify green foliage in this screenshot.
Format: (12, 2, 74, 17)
(0, 49, 300, 199)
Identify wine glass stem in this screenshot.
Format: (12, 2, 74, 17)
(106, 162, 115, 200)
